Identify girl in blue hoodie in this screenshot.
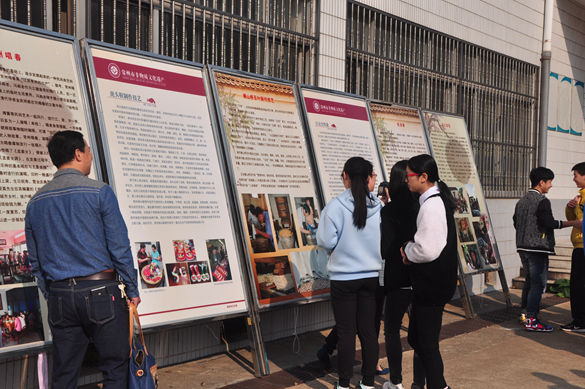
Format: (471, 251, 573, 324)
(317, 156, 382, 389)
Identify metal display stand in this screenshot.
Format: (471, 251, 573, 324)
(79, 40, 268, 376)
(420, 109, 512, 319)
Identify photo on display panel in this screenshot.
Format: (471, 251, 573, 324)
(268, 195, 299, 250)
(462, 244, 484, 272)
(253, 256, 297, 299)
(456, 218, 475, 243)
(464, 184, 481, 217)
(166, 263, 190, 286)
(289, 249, 330, 293)
(0, 286, 45, 348)
(242, 194, 275, 253)
(173, 239, 196, 262)
(0, 230, 34, 285)
(473, 215, 498, 265)
(449, 187, 469, 215)
(187, 261, 211, 284)
(206, 239, 232, 282)
(135, 241, 165, 289)
(293, 197, 320, 247)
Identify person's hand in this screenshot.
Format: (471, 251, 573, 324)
(575, 219, 583, 230)
(128, 296, 141, 308)
(400, 246, 411, 265)
(568, 196, 581, 208)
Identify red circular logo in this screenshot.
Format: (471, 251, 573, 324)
(108, 63, 121, 78)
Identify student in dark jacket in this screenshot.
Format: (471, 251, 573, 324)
(401, 154, 457, 389)
(381, 160, 425, 389)
(513, 166, 581, 331)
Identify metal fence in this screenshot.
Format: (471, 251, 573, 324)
(0, 0, 319, 85)
(346, 1, 539, 198)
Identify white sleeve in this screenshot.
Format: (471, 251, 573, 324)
(405, 198, 448, 263)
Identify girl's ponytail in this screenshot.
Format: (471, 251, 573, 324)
(342, 157, 376, 229)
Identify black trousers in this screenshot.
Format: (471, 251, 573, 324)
(49, 280, 129, 389)
(571, 248, 585, 326)
(324, 284, 386, 356)
(330, 277, 379, 387)
(385, 288, 425, 387)
(408, 302, 447, 389)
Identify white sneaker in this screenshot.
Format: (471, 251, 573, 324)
(382, 381, 405, 389)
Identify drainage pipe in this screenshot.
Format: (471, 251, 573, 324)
(538, 0, 554, 167)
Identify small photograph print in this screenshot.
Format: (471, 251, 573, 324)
(0, 286, 46, 348)
(464, 184, 481, 217)
(206, 239, 232, 282)
(462, 244, 484, 272)
(473, 215, 497, 265)
(289, 249, 330, 293)
(449, 187, 469, 215)
(173, 239, 196, 261)
(456, 218, 474, 243)
(253, 255, 297, 298)
(188, 261, 211, 284)
(0, 230, 35, 285)
(135, 242, 166, 289)
(166, 263, 191, 286)
(294, 197, 320, 246)
(242, 194, 275, 253)
(268, 195, 299, 250)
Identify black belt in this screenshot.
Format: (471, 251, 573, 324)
(63, 270, 117, 282)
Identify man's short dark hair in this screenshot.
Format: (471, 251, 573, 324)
(529, 167, 555, 188)
(140, 243, 146, 249)
(572, 162, 585, 176)
(47, 131, 86, 168)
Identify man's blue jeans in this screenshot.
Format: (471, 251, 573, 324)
(48, 279, 129, 389)
(519, 251, 549, 318)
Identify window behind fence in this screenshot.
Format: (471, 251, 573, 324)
(346, 1, 539, 198)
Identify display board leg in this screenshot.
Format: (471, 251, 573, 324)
(457, 274, 475, 319)
(498, 269, 513, 308)
(246, 313, 269, 377)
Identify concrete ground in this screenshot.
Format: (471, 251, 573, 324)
(150, 289, 585, 389)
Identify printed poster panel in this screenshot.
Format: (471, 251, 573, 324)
(210, 70, 330, 307)
(422, 111, 501, 274)
(368, 102, 429, 178)
(0, 23, 100, 351)
(86, 45, 247, 326)
(300, 88, 383, 203)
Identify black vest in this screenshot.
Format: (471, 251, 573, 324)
(410, 194, 458, 306)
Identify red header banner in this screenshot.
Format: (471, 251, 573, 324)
(93, 56, 205, 96)
(304, 97, 369, 121)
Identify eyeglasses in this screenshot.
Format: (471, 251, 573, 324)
(407, 173, 420, 177)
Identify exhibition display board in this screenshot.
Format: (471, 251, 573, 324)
(0, 21, 100, 352)
(422, 111, 502, 275)
(368, 102, 429, 178)
(299, 87, 383, 203)
(209, 69, 330, 307)
(83, 42, 248, 326)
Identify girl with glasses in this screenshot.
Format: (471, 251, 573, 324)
(401, 154, 457, 389)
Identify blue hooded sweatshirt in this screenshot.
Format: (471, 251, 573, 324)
(317, 188, 383, 281)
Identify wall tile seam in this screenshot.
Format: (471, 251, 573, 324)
(552, 33, 585, 56)
(555, 2, 585, 24)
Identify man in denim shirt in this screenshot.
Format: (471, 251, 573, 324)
(25, 131, 140, 388)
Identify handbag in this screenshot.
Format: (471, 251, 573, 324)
(128, 302, 158, 389)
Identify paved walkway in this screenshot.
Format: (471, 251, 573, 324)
(152, 289, 585, 389)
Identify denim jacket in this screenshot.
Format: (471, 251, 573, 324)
(25, 169, 139, 299)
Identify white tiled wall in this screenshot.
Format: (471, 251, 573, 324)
(547, 0, 585, 200)
(318, 0, 347, 91)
